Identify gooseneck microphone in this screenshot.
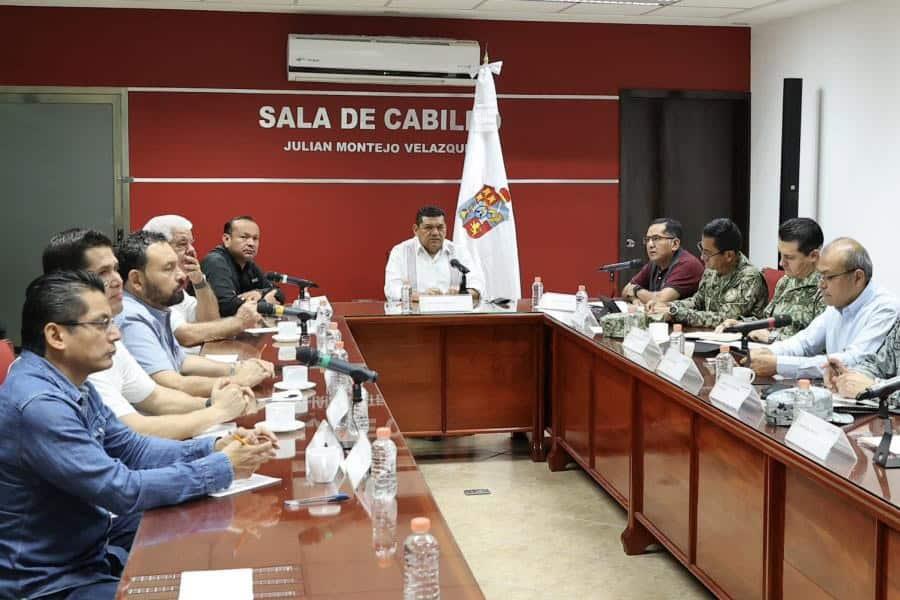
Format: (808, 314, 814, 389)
(723, 316, 792, 335)
(449, 258, 470, 295)
(295, 347, 378, 384)
(257, 300, 315, 321)
(856, 375, 900, 401)
(598, 258, 643, 272)
(265, 272, 318, 288)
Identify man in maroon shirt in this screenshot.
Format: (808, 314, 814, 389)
(622, 218, 705, 304)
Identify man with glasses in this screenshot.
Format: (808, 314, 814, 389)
(0, 270, 275, 599)
(144, 215, 261, 352)
(718, 217, 826, 341)
(117, 231, 274, 397)
(201, 216, 284, 317)
(622, 218, 704, 304)
(649, 218, 767, 328)
(749, 237, 898, 379)
(42, 229, 255, 439)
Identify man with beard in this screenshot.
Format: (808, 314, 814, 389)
(201, 216, 284, 317)
(116, 231, 274, 397)
(384, 205, 485, 303)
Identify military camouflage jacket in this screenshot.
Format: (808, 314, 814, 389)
(670, 253, 767, 328)
(763, 270, 824, 339)
(855, 318, 900, 406)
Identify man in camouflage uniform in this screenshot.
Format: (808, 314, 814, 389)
(718, 218, 825, 341)
(649, 218, 767, 328)
(827, 318, 900, 407)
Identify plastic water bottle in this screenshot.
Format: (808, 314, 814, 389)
(669, 324, 685, 355)
(299, 287, 311, 312)
(326, 322, 342, 355)
(372, 426, 398, 499)
(715, 345, 734, 381)
(403, 517, 440, 600)
(372, 495, 398, 564)
(793, 379, 816, 419)
(623, 305, 638, 337)
(353, 388, 370, 434)
(574, 284, 588, 317)
(315, 301, 330, 351)
(401, 280, 412, 314)
(329, 340, 350, 399)
(531, 276, 544, 310)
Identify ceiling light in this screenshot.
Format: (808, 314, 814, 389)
(520, 0, 681, 6)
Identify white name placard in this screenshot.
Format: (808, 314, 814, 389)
(326, 386, 350, 428)
(710, 374, 758, 412)
(343, 434, 373, 491)
(623, 328, 652, 355)
(657, 351, 692, 382)
(785, 410, 854, 462)
(418, 294, 474, 313)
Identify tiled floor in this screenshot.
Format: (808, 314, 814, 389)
(408, 434, 713, 600)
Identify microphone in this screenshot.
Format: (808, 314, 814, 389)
(449, 258, 470, 274)
(295, 347, 378, 384)
(856, 375, 900, 401)
(723, 315, 792, 335)
(265, 272, 318, 288)
(257, 300, 315, 322)
(598, 258, 643, 272)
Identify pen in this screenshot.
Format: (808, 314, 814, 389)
(284, 493, 350, 509)
(232, 433, 250, 446)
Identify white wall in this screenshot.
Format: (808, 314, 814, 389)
(750, 0, 900, 294)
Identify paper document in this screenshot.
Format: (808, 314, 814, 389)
(178, 568, 253, 600)
(204, 354, 240, 364)
(209, 473, 281, 498)
(684, 331, 741, 343)
(245, 326, 278, 334)
(537, 292, 576, 313)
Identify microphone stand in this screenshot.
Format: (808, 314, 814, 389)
(873, 391, 900, 468)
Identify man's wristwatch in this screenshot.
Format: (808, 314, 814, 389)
(192, 275, 208, 290)
(205, 397, 213, 408)
(668, 304, 679, 316)
(632, 284, 643, 294)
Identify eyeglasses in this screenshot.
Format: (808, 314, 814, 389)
(643, 235, 675, 245)
(172, 239, 195, 251)
(58, 317, 116, 333)
(696, 242, 723, 259)
(819, 270, 856, 285)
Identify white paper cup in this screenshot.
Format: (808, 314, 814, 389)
(732, 366, 756, 383)
(282, 365, 309, 386)
(274, 437, 296, 459)
(277, 320, 299, 338)
(266, 401, 295, 429)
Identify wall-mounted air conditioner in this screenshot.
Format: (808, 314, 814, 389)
(287, 35, 480, 86)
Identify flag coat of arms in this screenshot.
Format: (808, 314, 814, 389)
(453, 61, 522, 301)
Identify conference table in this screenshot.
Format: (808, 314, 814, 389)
(118, 300, 900, 600)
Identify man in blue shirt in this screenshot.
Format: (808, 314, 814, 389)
(116, 231, 274, 397)
(0, 271, 275, 599)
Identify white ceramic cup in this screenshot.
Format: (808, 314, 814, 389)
(732, 366, 756, 384)
(274, 437, 296, 460)
(277, 346, 295, 361)
(277, 320, 299, 338)
(282, 365, 309, 386)
(306, 446, 341, 483)
(265, 401, 295, 429)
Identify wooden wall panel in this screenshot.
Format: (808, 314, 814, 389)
(555, 335, 593, 461)
(592, 356, 632, 503)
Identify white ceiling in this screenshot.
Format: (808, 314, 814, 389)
(1, 0, 852, 26)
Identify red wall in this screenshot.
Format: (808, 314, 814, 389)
(0, 7, 750, 300)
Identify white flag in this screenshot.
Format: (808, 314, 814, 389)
(453, 61, 521, 301)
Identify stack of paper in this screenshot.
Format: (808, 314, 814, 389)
(178, 569, 253, 600)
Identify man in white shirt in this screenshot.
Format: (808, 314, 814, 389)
(42, 229, 257, 439)
(749, 237, 899, 379)
(384, 206, 485, 303)
(143, 215, 260, 352)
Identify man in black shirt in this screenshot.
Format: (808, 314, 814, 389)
(201, 216, 284, 317)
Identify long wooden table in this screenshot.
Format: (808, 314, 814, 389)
(116, 316, 484, 599)
(119, 301, 900, 599)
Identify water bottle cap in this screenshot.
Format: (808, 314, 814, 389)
(376, 426, 391, 440)
(720, 345, 731, 353)
(577, 285, 586, 292)
(329, 322, 338, 330)
(411, 517, 431, 533)
(334, 341, 344, 350)
(534, 276, 542, 283)
(673, 324, 682, 332)
(798, 379, 811, 389)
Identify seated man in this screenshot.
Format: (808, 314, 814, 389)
(201, 215, 284, 317)
(718, 217, 825, 341)
(0, 270, 275, 599)
(649, 218, 767, 327)
(384, 205, 485, 303)
(117, 231, 274, 397)
(750, 237, 899, 379)
(621, 218, 704, 304)
(144, 215, 260, 350)
(827, 318, 900, 405)
(42, 228, 256, 439)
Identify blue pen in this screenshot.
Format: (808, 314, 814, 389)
(284, 493, 350, 509)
